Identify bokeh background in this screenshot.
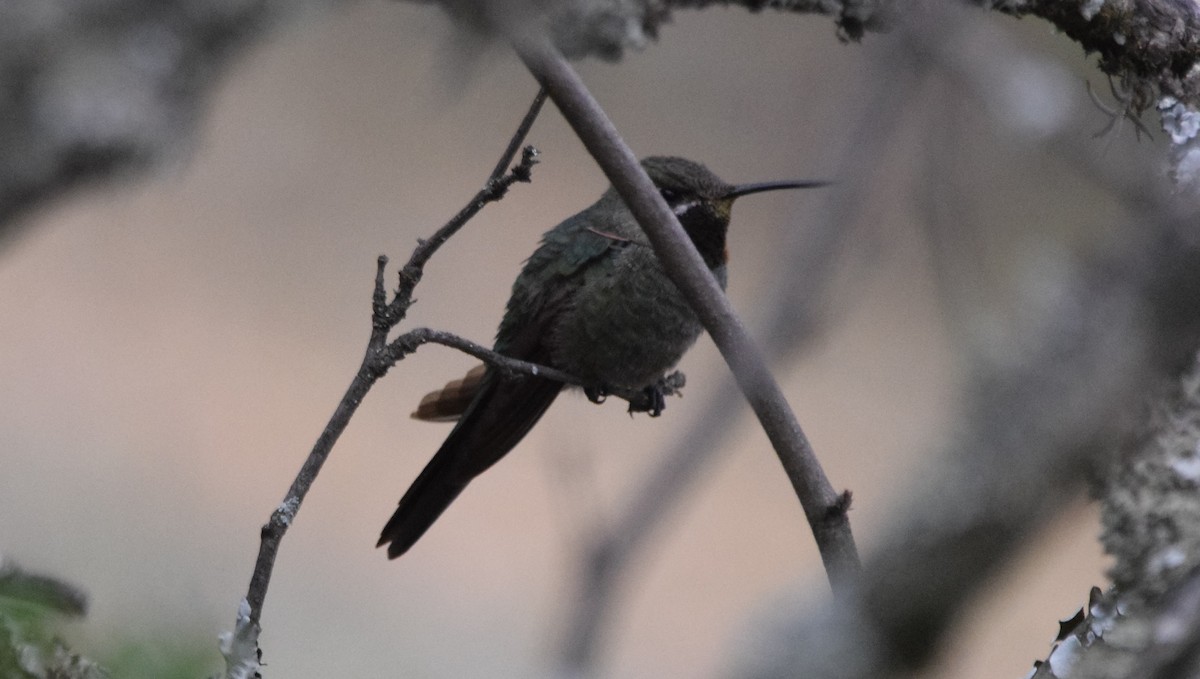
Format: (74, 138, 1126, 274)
(0, 2, 1136, 677)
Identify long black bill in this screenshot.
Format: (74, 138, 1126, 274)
(725, 179, 831, 200)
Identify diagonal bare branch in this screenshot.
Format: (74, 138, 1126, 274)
(513, 33, 862, 596)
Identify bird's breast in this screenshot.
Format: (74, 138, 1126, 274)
(549, 246, 726, 389)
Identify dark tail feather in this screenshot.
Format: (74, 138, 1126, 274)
(378, 371, 563, 558)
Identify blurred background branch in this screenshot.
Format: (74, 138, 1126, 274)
(0, 0, 887, 246)
(0, 558, 103, 679)
(0, 0, 347, 243)
(723, 3, 1200, 678)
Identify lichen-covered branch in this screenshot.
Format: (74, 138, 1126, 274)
(433, 0, 892, 62)
(977, 0, 1200, 184)
(983, 0, 1200, 109)
(1025, 354, 1200, 679)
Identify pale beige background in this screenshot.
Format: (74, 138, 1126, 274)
(1, 3, 1110, 677)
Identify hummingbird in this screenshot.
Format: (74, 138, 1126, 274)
(378, 156, 825, 558)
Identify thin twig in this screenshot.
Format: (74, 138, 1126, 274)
(512, 34, 861, 594)
(492, 89, 549, 180)
(385, 327, 682, 410)
(391, 328, 581, 384)
(391, 90, 546, 319)
(223, 89, 547, 678)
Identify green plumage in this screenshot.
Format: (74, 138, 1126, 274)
(378, 156, 819, 558)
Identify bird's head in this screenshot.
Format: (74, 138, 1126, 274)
(638, 156, 827, 267)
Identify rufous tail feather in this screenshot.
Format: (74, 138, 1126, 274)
(411, 364, 487, 422)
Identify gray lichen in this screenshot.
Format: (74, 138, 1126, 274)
(1102, 353, 1200, 602)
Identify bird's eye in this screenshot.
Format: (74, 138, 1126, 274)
(659, 188, 680, 204)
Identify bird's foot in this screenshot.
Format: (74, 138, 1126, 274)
(586, 373, 686, 416)
(628, 385, 667, 417)
(658, 371, 686, 395)
(584, 385, 609, 404)
(626, 373, 686, 417)
(587, 383, 660, 415)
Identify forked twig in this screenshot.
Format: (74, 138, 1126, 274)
(220, 89, 546, 678)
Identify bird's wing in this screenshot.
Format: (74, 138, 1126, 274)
(407, 218, 618, 423)
(379, 217, 620, 558)
(495, 213, 619, 355)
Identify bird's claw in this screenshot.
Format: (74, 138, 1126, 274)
(587, 373, 683, 416)
(646, 385, 666, 417)
(628, 384, 666, 417)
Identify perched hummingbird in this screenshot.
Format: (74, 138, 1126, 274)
(378, 156, 824, 558)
